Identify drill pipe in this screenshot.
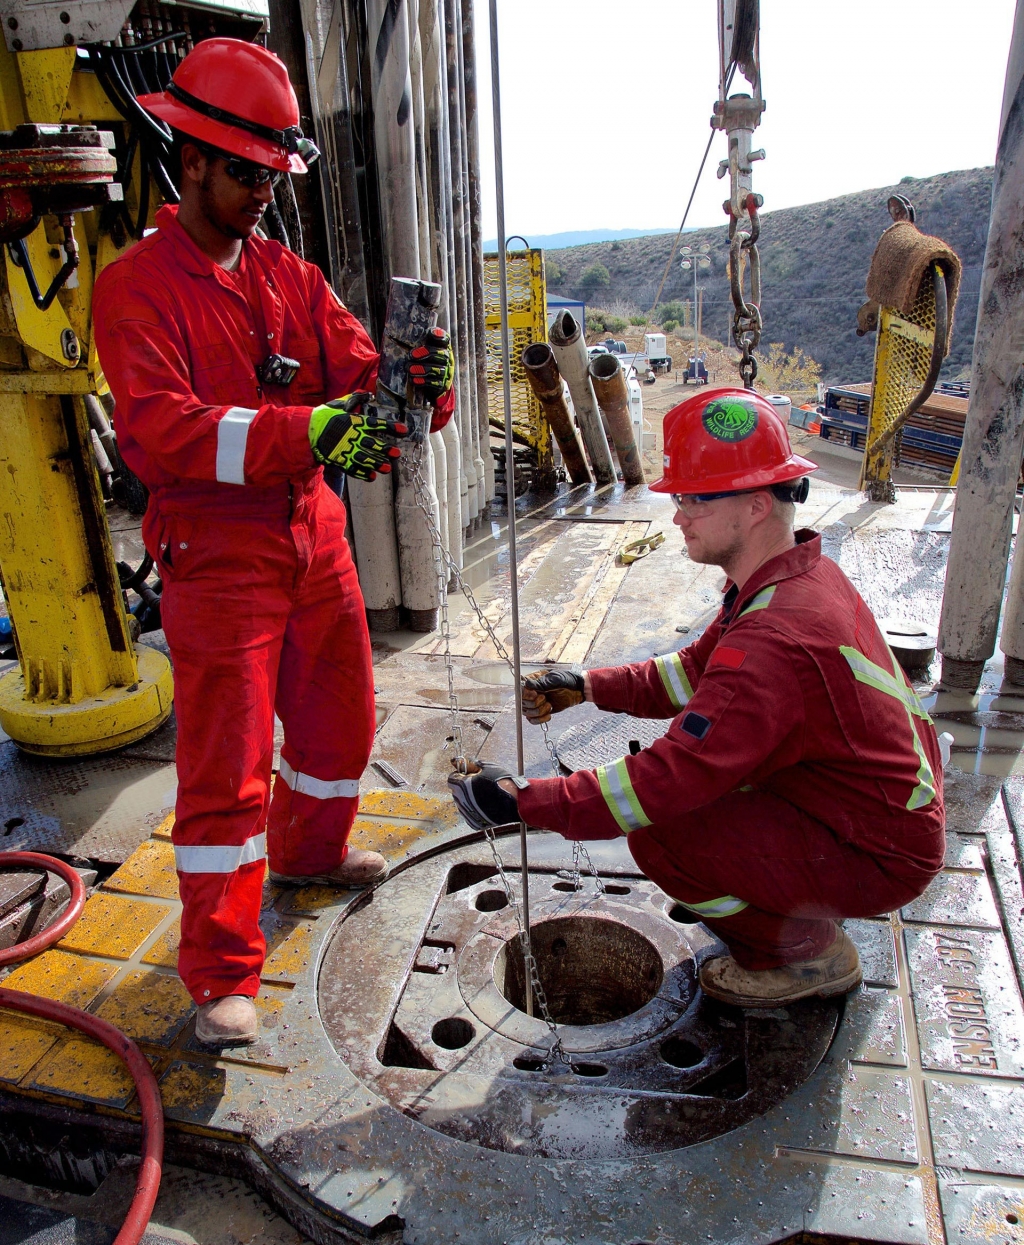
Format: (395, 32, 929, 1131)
(588, 353, 645, 487)
(521, 343, 591, 485)
(548, 311, 615, 484)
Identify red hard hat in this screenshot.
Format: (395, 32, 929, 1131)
(138, 38, 308, 174)
(649, 387, 817, 494)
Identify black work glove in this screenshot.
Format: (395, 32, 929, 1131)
(522, 669, 585, 725)
(409, 327, 454, 404)
(448, 761, 527, 830)
(309, 392, 411, 482)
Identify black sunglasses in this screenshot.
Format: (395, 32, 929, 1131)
(197, 143, 282, 189)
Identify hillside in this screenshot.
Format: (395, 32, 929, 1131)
(545, 168, 993, 386)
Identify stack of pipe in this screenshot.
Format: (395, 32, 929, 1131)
(274, 0, 496, 631)
(547, 310, 616, 485)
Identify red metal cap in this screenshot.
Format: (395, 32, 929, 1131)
(138, 38, 307, 174)
(649, 387, 817, 494)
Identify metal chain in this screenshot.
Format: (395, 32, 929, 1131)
(407, 436, 571, 1067)
(728, 191, 763, 389)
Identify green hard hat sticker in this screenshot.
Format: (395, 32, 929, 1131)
(702, 396, 759, 442)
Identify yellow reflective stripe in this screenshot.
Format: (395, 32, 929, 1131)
(596, 757, 653, 834)
(654, 651, 693, 709)
(839, 646, 932, 722)
(740, 584, 776, 616)
(677, 894, 748, 918)
(840, 643, 936, 811)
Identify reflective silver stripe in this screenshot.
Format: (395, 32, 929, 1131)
(278, 758, 359, 800)
(174, 832, 266, 874)
(676, 894, 748, 918)
(654, 651, 693, 709)
(596, 757, 652, 834)
(215, 407, 257, 485)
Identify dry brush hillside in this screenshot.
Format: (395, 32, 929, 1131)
(546, 167, 992, 386)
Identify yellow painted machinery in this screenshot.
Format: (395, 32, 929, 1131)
(0, 4, 263, 755)
(484, 246, 554, 491)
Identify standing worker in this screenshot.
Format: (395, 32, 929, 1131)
(93, 39, 454, 1045)
(449, 389, 945, 1008)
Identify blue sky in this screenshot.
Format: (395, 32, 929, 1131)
(475, 0, 1016, 238)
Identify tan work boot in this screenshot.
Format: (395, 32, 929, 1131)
(195, 994, 258, 1044)
(269, 848, 389, 888)
(699, 926, 862, 1008)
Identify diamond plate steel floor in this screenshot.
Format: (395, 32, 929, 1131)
(3, 482, 1024, 1244)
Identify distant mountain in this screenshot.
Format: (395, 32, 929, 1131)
(544, 169, 993, 386)
(484, 226, 682, 252)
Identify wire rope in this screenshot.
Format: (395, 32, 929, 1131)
(487, 0, 533, 1017)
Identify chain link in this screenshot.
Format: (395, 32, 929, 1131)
(407, 435, 573, 1067)
(728, 192, 762, 390)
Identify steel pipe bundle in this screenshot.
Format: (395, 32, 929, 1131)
(588, 353, 645, 487)
(548, 310, 616, 485)
(280, 0, 494, 631)
(521, 343, 591, 485)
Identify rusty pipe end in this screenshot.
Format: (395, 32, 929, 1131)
(588, 352, 622, 382)
(548, 310, 580, 347)
(522, 341, 556, 371)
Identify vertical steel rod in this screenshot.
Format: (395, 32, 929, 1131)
(487, 0, 532, 1016)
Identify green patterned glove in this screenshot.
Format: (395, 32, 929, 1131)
(409, 327, 455, 403)
(308, 393, 410, 481)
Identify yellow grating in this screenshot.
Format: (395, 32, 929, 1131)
(860, 266, 938, 488)
(484, 249, 552, 478)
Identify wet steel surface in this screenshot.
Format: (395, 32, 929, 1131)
(318, 838, 840, 1159)
(7, 483, 1024, 1240)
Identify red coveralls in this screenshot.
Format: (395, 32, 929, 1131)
(94, 204, 452, 1004)
(519, 531, 946, 969)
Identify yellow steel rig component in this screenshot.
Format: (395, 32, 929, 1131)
(484, 246, 554, 489)
(0, 44, 172, 755)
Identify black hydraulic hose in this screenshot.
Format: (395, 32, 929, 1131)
(118, 553, 154, 593)
(263, 198, 289, 248)
(134, 146, 151, 236)
(277, 175, 304, 257)
(113, 29, 187, 55)
(94, 49, 179, 205)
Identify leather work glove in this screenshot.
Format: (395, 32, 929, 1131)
(448, 761, 528, 830)
(522, 669, 585, 725)
(409, 327, 455, 404)
(308, 392, 410, 482)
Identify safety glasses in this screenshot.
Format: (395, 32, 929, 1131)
(671, 490, 750, 516)
(198, 144, 282, 188)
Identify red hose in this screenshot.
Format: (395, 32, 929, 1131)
(0, 851, 164, 1245)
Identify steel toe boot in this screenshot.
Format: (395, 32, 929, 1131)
(699, 926, 862, 1008)
(269, 848, 389, 888)
(195, 994, 258, 1044)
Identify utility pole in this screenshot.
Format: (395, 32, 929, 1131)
(680, 243, 711, 361)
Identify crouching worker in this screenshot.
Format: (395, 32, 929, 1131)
(449, 389, 945, 1008)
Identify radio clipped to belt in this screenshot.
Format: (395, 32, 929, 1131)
(257, 352, 301, 386)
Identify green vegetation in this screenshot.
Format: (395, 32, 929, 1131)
(629, 314, 649, 326)
(579, 262, 611, 291)
(662, 319, 679, 334)
(545, 260, 564, 287)
(586, 310, 629, 333)
(754, 344, 823, 402)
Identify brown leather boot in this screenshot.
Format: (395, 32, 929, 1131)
(269, 848, 389, 888)
(699, 926, 862, 1008)
(195, 994, 258, 1044)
